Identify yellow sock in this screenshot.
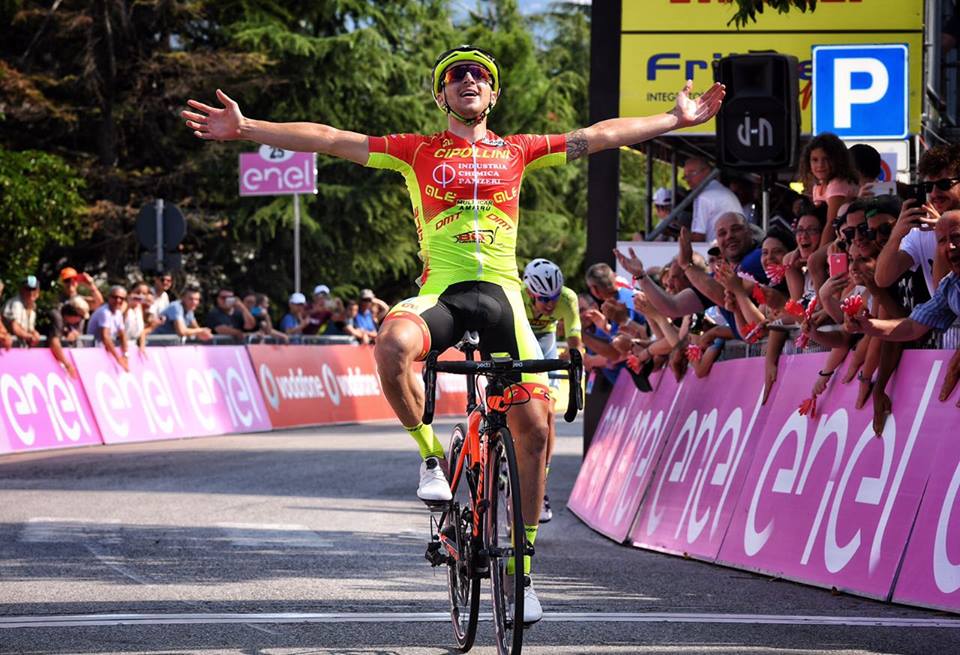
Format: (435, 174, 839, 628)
(507, 524, 539, 575)
(404, 423, 445, 459)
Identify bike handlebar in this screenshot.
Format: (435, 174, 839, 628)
(421, 349, 584, 425)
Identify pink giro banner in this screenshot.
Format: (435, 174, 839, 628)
(718, 351, 944, 599)
(590, 369, 686, 542)
(71, 348, 188, 444)
(567, 369, 644, 531)
(631, 358, 770, 561)
(0, 349, 102, 454)
(893, 354, 960, 612)
(160, 346, 272, 436)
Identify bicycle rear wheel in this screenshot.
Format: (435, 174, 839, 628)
(446, 423, 480, 651)
(484, 427, 526, 655)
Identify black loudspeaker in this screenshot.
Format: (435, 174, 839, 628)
(714, 53, 800, 171)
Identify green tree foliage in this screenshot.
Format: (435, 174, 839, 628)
(0, 148, 86, 286)
(1, 0, 593, 302)
(729, 0, 818, 27)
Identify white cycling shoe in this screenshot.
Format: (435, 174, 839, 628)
(417, 457, 452, 503)
(522, 575, 543, 624)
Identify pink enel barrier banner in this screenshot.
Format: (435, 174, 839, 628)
(567, 369, 643, 530)
(589, 369, 687, 542)
(717, 350, 946, 599)
(631, 358, 770, 560)
(0, 349, 103, 454)
(71, 347, 269, 444)
(893, 355, 960, 612)
(159, 346, 272, 436)
(71, 347, 190, 444)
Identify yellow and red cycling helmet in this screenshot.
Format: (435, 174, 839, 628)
(432, 45, 501, 97)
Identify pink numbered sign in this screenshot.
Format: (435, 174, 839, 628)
(239, 146, 316, 196)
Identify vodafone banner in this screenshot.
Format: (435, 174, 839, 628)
(248, 344, 470, 428)
(632, 357, 770, 561)
(0, 349, 102, 454)
(248, 344, 394, 427)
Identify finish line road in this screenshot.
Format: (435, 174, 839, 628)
(0, 418, 956, 654)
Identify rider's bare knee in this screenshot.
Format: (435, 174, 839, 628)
(374, 323, 420, 373)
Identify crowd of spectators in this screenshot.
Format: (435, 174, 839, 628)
(0, 268, 390, 371)
(577, 138, 960, 433)
(4, 134, 960, 428)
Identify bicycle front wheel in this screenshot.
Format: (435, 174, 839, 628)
(446, 423, 480, 651)
(484, 427, 526, 655)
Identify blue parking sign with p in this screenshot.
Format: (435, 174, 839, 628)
(813, 44, 909, 139)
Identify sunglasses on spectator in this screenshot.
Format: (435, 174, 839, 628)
(921, 177, 960, 192)
(843, 222, 893, 242)
(795, 227, 821, 236)
(443, 63, 492, 86)
(535, 293, 561, 304)
(110, 294, 127, 301)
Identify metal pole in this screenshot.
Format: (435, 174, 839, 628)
(644, 144, 654, 237)
(671, 148, 678, 219)
(762, 175, 770, 232)
(293, 194, 301, 294)
(155, 198, 164, 272)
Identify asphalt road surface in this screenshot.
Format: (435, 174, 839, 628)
(1, 417, 958, 654)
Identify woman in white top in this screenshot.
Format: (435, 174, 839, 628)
(124, 281, 153, 352)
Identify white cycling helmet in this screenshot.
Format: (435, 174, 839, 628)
(523, 258, 564, 297)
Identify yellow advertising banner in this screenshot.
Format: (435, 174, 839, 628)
(620, 32, 923, 135)
(622, 0, 923, 33)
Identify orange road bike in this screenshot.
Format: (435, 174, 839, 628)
(422, 331, 583, 655)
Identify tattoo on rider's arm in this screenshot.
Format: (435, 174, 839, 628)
(566, 129, 588, 161)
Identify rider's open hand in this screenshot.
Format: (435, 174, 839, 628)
(670, 80, 726, 129)
(183, 89, 244, 141)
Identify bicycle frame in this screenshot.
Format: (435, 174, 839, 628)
(429, 343, 582, 567)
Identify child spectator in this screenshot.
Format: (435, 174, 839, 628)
(799, 133, 860, 245)
(280, 292, 310, 335)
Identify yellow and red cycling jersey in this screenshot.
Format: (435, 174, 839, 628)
(365, 130, 567, 294)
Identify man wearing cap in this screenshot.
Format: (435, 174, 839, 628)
(279, 292, 310, 335)
(2, 276, 42, 346)
(354, 289, 383, 341)
(303, 284, 334, 335)
(59, 267, 104, 312)
(46, 299, 87, 378)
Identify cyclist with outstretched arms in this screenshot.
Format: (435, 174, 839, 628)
(183, 45, 723, 623)
(522, 258, 582, 523)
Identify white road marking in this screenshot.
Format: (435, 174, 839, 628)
(18, 517, 121, 543)
(215, 522, 333, 548)
(0, 611, 957, 629)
